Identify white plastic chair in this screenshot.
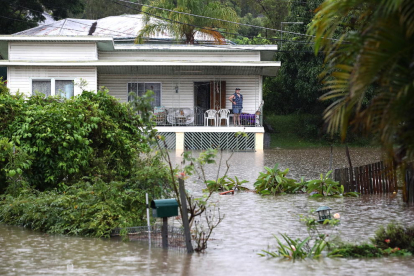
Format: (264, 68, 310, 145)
(217, 109, 230, 127)
(204, 109, 217, 126)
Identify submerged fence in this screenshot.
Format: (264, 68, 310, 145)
(334, 161, 397, 194)
(406, 163, 414, 204)
(111, 225, 187, 250)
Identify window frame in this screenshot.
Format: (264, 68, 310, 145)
(127, 82, 162, 107)
(31, 77, 76, 98)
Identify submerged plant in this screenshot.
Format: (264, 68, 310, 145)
(205, 176, 249, 192)
(254, 164, 303, 195)
(306, 171, 359, 197)
(371, 223, 414, 254)
(260, 233, 327, 260)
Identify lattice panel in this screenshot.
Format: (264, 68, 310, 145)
(184, 132, 255, 151)
(156, 132, 176, 149)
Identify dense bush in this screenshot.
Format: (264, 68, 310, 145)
(329, 243, 384, 258)
(0, 87, 155, 190)
(0, 178, 147, 237)
(0, 82, 172, 236)
(371, 223, 414, 254)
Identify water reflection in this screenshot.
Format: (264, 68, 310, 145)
(1, 148, 414, 275)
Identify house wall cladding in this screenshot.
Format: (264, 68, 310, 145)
(99, 74, 262, 113)
(98, 51, 260, 62)
(7, 66, 98, 95)
(9, 42, 98, 61)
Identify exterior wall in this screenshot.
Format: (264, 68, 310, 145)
(99, 74, 262, 113)
(98, 51, 260, 62)
(7, 66, 97, 95)
(9, 42, 98, 61)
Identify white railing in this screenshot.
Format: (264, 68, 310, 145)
(153, 106, 262, 127)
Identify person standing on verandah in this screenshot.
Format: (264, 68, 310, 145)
(229, 88, 243, 126)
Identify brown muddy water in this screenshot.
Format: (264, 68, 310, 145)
(1, 148, 414, 276)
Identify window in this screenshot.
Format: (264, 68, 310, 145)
(32, 79, 74, 98)
(128, 82, 161, 108)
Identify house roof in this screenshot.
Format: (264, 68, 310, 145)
(13, 14, 233, 45)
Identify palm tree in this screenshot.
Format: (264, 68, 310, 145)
(308, 0, 414, 202)
(136, 0, 239, 44)
(308, 0, 414, 162)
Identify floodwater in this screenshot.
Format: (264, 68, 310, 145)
(1, 148, 414, 276)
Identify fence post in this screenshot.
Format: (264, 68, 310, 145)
(345, 145, 354, 189)
(179, 178, 194, 253)
(162, 217, 168, 249)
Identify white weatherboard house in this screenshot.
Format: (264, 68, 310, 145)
(0, 15, 280, 150)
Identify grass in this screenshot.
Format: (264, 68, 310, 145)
(264, 114, 377, 149)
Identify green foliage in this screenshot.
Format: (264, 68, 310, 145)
(328, 243, 383, 258)
(71, 0, 142, 20)
(205, 176, 248, 192)
(306, 171, 359, 197)
(0, 0, 84, 34)
(0, 88, 155, 190)
(371, 223, 414, 254)
(263, 0, 326, 116)
(264, 114, 374, 148)
(306, 171, 342, 197)
(329, 243, 412, 258)
(137, 0, 239, 44)
(0, 78, 8, 95)
(0, 138, 32, 195)
(309, 0, 414, 165)
(254, 163, 303, 195)
(0, 177, 153, 237)
(260, 233, 327, 260)
(0, 86, 170, 239)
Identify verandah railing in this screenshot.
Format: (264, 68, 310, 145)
(153, 106, 263, 127)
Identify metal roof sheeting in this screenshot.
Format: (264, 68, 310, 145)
(13, 14, 226, 43)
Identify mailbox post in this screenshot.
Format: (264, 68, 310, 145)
(151, 199, 179, 248)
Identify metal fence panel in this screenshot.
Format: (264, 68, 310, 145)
(157, 132, 176, 149)
(184, 132, 255, 151)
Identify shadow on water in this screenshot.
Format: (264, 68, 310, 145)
(1, 148, 414, 275)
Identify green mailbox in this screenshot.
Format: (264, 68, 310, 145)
(151, 199, 179, 218)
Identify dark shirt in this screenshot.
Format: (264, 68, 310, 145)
(232, 93, 243, 109)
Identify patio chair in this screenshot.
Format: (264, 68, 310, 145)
(153, 106, 166, 125)
(204, 109, 217, 126)
(217, 109, 230, 127)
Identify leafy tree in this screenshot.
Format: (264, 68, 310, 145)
(263, 0, 325, 115)
(230, 0, 289, 39)
(308, 0, 414, 167)
(73, 0, 145, 20)
(0, 0, 84, 34)
(136, 0, 239, 44)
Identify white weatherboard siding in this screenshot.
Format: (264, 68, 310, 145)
(7, 66, 97, 95)
(98, 51, 260, 62)
(99, 74, 262, 113)
(9, 42, 98, 61)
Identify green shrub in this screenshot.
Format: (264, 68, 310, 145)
(0, 88, 155, 190)
(329, 243, 412, 258)
(306, 171, 359, 197)
(329, 243, 384, 258)
(0, 178, 149, 237)
(371, 223, 414, 253)
(254, 164, 303, 195)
